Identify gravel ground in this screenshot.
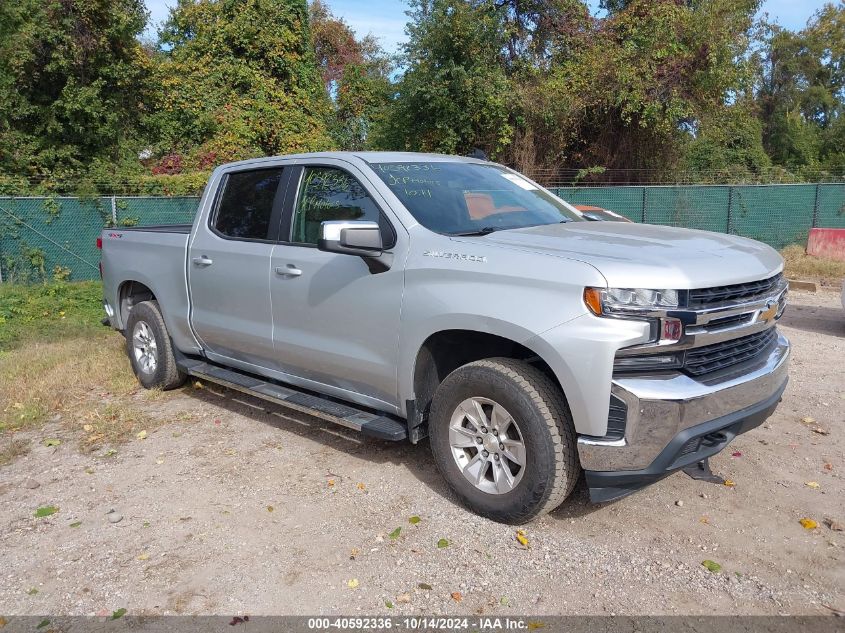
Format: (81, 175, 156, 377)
(1, 289, 843, 616)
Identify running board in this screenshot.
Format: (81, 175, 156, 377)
(179, 358, 407, 441)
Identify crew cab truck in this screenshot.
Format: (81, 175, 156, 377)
(100, 152, 790, 523)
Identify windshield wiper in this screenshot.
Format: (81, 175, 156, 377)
(452, 226, 503, 236)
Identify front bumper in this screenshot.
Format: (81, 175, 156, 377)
(578, 331, 790, 502)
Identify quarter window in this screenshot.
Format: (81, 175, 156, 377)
(291, 167, 389, 245)
(214, 168, 284, 240)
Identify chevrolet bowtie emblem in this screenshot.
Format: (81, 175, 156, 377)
(759, 298, 778, 322)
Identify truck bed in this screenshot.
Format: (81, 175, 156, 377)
(100, 226, 200, 354)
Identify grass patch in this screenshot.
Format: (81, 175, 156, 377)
(781, 245, 845, 287)
(0, 438, 30, 467)
(0, 281, 105, 351)
(0, 281, 184, 452)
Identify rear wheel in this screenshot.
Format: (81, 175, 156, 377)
(125, 300, 187, 390)
(429, 358, 579, 523)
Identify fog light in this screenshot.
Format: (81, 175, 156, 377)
(613, 354, 682, 372)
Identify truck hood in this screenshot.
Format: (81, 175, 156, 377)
(476, 221, 783, 289)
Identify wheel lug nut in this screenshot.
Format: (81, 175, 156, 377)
(480, 427, 487, 434)
(492, 429, 498, 436)
(499, 443, 504, 450)
(476, 437, 482, 444)
(482, 450, 489, 458)
(494, 454, 500, 461)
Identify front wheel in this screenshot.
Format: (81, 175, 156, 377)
(125, 300, 187, 390)
(429, 358, 580, 524)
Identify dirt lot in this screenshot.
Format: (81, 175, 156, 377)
(0, 289, 843, 617)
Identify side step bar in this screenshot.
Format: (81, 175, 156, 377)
(178, 358, 407, 442)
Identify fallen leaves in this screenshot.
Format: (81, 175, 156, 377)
(805, 481, 820, 489)
(723, 480, 736, 488)
(408, 515, 421, 525)
(135, 430, 147, 440)
(701, 560, 722, 573)
(731, 451, 742, 457)
(229, 616, 250, 626)
(69, 521, 82, 528)
(800, 416, 830, 435)
(417, 583, 432, 591)
(516, 529, 529, 548)
(396, 593, 411, 603)
(384, 600, 394, 609)
(799, 518, 819, 530)
(389, 527, 401, 540)
(137, 552, 149, 561)
(42, 438, 61, 447)
(34, 505, 58, 518)
(111, 608, 127, 620)
(357, 482, 366, 491)
(266, 505, 274, 513)
(823, 518, 843, 532)
(347, 578, 359, 589)
(451, 591, 463, 602)
(436, 538, 449, 549)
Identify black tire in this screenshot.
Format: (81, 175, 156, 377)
(124, 300, 187, 390)
(429, 358, 579, 524)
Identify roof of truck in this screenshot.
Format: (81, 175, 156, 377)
(216, 151, 487, 171)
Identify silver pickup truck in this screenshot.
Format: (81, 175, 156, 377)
(100, 152, 790, 523)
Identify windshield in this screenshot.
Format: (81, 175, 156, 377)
(370, 161, 582, 235)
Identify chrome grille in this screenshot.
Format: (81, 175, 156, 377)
(684, 329, 778, 376)
(688, 273, 784, 308)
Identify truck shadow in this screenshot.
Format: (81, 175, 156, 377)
(186, 382, 454, 496)
(780, 302, 845, 337)
(185, 383, 607, 521)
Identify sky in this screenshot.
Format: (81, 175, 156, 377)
(143, 0, 834, 55)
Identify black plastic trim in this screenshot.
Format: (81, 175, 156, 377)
(113, 224, 193, 234)
(584, 378, 787, 503)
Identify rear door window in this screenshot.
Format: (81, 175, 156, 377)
(213, 168, 285, 240)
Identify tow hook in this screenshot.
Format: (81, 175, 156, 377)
(682, 459, 725, 484)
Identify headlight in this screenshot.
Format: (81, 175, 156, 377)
(584, 286, 683, 344)
(584, 287, 679, 316)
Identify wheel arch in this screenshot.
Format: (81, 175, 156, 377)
(406, 327, 568, 431)
(117, 279, 157, 328)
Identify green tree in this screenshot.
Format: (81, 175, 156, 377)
(520, 0, 759, 179)
(309, 0, 393, 149)
(148, 0, 331, 167)
(755, 3, 845, 172)
(0, 0, 150, 185)
(377, 0, 514, 157)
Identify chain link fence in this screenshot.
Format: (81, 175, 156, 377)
(0, 196, 199, 283)
(1, 184, 844, 282)
(551, 183, 845, 249)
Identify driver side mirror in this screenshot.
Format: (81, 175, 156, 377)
(318, 221, 383, 257)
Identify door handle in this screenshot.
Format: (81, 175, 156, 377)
(192, 256, 213, 267)
(275, 265, 302, 277)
